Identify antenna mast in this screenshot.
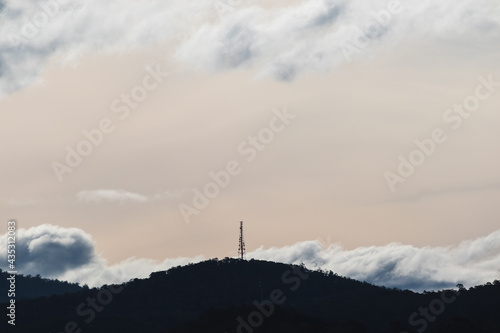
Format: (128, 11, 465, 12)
(238, 221, 245, 260)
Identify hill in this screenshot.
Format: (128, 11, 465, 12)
(1, 259, 499, 332)
(0, 269, 84, 303)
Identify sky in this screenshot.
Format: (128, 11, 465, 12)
(1, 0, 500, 292)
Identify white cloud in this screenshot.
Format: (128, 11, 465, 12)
(76, 189, 190, 203)
(249, 230, 500, 291)
(1, 224, 499, 291)
(76, 189, 148, 203)
(176, 0, 500, 80)
(59, 255, 204, 288)
(0, 0, 212, 96)
(0, 224, 203, 287)
(1, 0, 499, 96)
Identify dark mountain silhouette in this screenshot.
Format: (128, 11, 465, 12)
(1, 259, 499, 333)
(0, 268, 84, 303)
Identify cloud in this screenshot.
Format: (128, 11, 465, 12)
(76, 189, 190, 203)
(59, 255, 204, 288)
(76, 189, 149, 203)
(176, 0, 500, 80)
(1, 0, 499, 96)
(0, 224, 96, 276)
(1, 224, 499, 291)
(249, 229, 500, 291)
(174, 0, 350, 79)
(0, 224, 203, 287)
(0, 0, 212, 97)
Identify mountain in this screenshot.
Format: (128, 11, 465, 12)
(0, 269, 84, 303)
(1, 259, 499, 333)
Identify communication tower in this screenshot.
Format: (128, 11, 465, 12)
(238, 221, 245, 260)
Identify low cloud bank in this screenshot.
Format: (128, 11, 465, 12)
(250, 230, 500, 291)
(1, 224, 499, 291)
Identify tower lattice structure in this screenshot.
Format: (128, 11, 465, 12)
(238, 221, 245, 260)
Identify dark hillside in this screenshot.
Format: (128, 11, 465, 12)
(2, 259, 499, 333)
(0, 269, 83, 303)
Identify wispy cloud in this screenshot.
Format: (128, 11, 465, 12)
(76, 189, 190, 204)
(76, 189, 148, 203)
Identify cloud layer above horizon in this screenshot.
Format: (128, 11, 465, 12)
(1, 0, 499, 97)
(0, 224, 204, 287)
(1, 224, 499, 291)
